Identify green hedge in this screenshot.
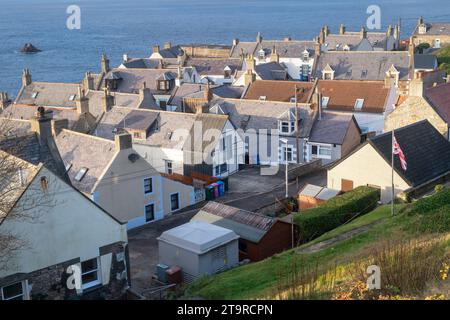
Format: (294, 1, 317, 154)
(294, 186, 380, 242)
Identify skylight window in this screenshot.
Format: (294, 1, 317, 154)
(31, 92, 39, 99)
(69, 94, 76, 101)
(74, 167, 88, 182)
(354, 99, 364, 110)
(321, 96, 330, 108)
(65, 163, 72, 172)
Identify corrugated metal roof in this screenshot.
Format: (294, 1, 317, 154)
(191, 202, 276, 243)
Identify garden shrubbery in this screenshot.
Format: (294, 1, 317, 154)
(294, 186, 380, 242)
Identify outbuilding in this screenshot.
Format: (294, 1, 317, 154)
(157, 221, 239, 282)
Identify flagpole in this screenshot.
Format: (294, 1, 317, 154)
(391, 129, 395, 216)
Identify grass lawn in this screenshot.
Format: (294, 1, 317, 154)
(186, 189, 450, 300)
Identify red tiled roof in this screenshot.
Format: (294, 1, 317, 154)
(425, 82, 450, 124)
(318, 80, 390, 113)
(243, 80, 314, 103)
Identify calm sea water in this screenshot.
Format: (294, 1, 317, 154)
(1, 0, 449, 97)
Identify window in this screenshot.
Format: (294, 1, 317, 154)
(170, 193, 180, 212)
(133, 131, 142, 139)
(222, 136, 226, 151)
(158, 80, 168, 91)
(220, 163, 228, 173)
(311, 144, 332, 159)
(1, 282, 26, 300)
(69, 94, 76, 101)
(259, 96, 267, 101)
(81, 258, 101, 289)
(144, 178, 153, 194)
(74, 167, 88, 182)
(258, 49, 265, 59)
(282, 146, 293, 162)
(321, 96, 330, 108)
(145, 203, 155, 222)
(280, 121, 290, 134)
(165, 160, 173, 174)
(159, 100, 167, 109)
(31, 92, 39, 99)
(354, 99, 364, 110)
(290, 97, 296, 103)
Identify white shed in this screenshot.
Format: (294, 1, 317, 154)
(158, 221, 239, 281)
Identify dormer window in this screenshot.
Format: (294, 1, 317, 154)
(321, 96, 330, 108)
(279, 121, 295, 134)
(258, 49, 266, 60)
(354, 99, 364, 110)
(224, 66, 232, 79)
(158, 80, 169, 91)
(31, 92, 39, 99)
(322, 64, 335, 80)
(418, 23, 427, 35)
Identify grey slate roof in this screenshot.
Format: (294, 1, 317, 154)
(191, 201, 277, 243)
(314, 51, 411, 80)
(370, 120, 450, 187)
(102, 69, 177, 94)
(55, 129, 116, 194)
(309, 112, 359, 145)
(254, 62, 289, 80)
(256, 40, 316, 58)
(15, 82, 79, 108)
(323, 32, 391, 51)
(414, 54, 438, 70)
(414, 23, 450, 36)
(212, 99, 315, 137)
(122, 58, 161, 69)
(0, 132, 68, 181)
(185, 58, 242, 76)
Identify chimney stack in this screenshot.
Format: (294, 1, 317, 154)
(83, 72, 95, 92)
(256, 32, 262, 43)
(139, 82, 152, 106)
(318, 27, 326, 44)
(76, 85, 89, 114)
(30, 107, 53, 145)
(101, 53, 110, 74)
(102, 87, 114, 112)
(314, 40, 322, 56)
(232, 38, 239, 46)
(270, 46, 279, 63)
(22, 68, 32, 87)
(323, 25, 330, 36)
(246, 54, 255, 72)
(115, 132, 133, 151)
(387, 25, 393, 37)
(244, 69, 256, 87)
(51, 119, 68, 136)
(360, 26, 367, 39)
(164, 42, 171, 49)
(153, 45, 160, 54)
(418, 16, 423, 26)
(284, 37, 292, 42)
(204, 83, 213, 102)
(339, 24, 346, 35)
(409, 72, 425, 97)
(123, 53, 130, 63)
(0, 92, 10, 110)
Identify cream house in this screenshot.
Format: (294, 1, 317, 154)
(0, 151, 128, 300)
(328, 121, 450, 203)
(54, 128, 196, 229)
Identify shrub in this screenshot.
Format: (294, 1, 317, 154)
(294, 187, 380, 242)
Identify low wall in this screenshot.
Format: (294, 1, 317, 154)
(278, 159, 322, 181)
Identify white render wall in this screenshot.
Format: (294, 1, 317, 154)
(0, 167, 127, 278)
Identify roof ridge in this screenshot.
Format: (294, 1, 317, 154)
(59, 128, 115, 144)
(32, 81, 79, 86)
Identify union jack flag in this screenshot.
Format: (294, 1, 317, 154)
(393, 135, 407, 171)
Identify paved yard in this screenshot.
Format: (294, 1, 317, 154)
(127, 209, 199, 294)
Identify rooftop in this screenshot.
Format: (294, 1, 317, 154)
(243, 80, 314, 103)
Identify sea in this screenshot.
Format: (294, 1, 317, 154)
(1, 0, 449, 97)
